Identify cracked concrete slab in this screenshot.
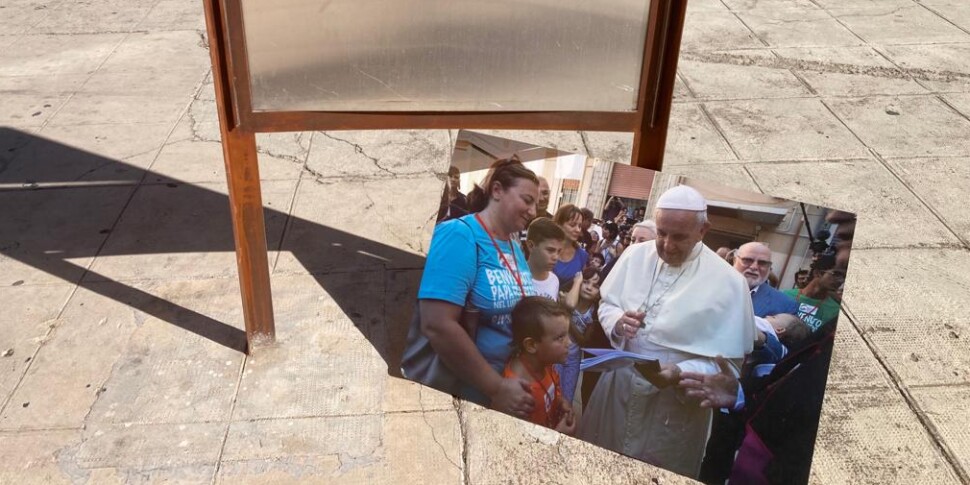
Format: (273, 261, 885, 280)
(0, 185, 135, 287)
(877, 43, 970, 93)
(745, 159, 961, 249)
(461, 406, 691, 484)
(0, 285, 75, 406)
(0, 430, 86, 484)
(840, 249, 970, 387)
(911, 386, 970, 475)
(680, 11, 765, 52)
(678, 50, 813, 100)
(217, 411, 461, 484)
(0, 33, 126, 77)
(272, 176, 437, 275)
(306, 130, 452, 180)
(884, 156, 970, 243)
(812, 388, 961, 484)
(84, 180, 296, 282)
(825, 95, 970, 158)
(662, 162, 762, 192)
(773, 46, 928, 96)
(828, 4, 970, 45)
(76, 421, 224, 469)
(663, 103, 739, 164)
(737, 7, 865, 48)
(703, 98, 869, 160)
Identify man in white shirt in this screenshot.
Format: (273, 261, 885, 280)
(578, 185, 755, 479)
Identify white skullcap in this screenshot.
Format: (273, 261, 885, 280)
(656, 185, 707, 211)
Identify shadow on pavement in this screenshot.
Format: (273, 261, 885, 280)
(0, 126, 424, 372)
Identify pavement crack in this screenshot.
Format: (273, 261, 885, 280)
(453, 397, 470, 485)
(318, 132, 395, 176)
(417, 386, 462, 473)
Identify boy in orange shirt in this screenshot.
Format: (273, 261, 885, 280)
(503, 296, 576, 434)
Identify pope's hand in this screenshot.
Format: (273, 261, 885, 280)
(679, 356, 739, 409)
(614, 310, 646, 339)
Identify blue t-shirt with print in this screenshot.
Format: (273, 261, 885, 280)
(553, 246, 589, 288)
(418, 214, 537, 374)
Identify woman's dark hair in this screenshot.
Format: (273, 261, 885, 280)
(554, 203, 583, 227)
(466, 156, 539, 213)
(510, 296, 570, 353)
(524, 217, 566, 259)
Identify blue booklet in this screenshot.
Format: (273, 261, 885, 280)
(579, 348, 661, 373)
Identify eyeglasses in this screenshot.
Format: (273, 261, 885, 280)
(738, 257, 772, 269)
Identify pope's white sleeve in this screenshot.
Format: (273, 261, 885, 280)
(675, 357, 720, 375)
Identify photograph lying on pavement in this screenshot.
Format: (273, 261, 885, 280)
(399, 130, 856, 484)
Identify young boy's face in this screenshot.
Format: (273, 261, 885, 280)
(529, 238, 563, 272)
(580, 273, 601, 302)
(532, 314, 571, 365)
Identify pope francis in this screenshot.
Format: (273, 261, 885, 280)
(578, 185, 755, 478)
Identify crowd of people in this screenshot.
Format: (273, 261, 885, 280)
(406, 158, 853, 484)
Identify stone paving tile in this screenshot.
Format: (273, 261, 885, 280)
(76, 422, 224, 469)
(662, 162, 761, 192)
(826, 95, 970, 158)
(722, 0, 818, 10)
(944, 91, 970, 118)
(217, 411, 461, 484)
(305, 130, 451, 180)
(148, 120, 305, 185)
(877, 43, 970, 93)
(0, 285, 74, 407)
(829, 4, 970, 45)
(0, 430, 85, 484)
(884, 156, 970, 243)
(470, 130, 588, 156)
(843, 249, 970, 387)
(0, 2, 54, 36)
(30, 1, 154, 35)
(98, 30, 211, 73)
(0, 122, 171, 185)
(679, 50, 812, 100)
(680, 11, 766, 52)
(578, 131, 632, 166)
(773, 46, 928, 96)
(811, 388, 961, 484)
(79, 68, 207, 98)
(663, 103, 739, 164)
(273, 175, 438, 275)
(911, 386, 970, 474)
(0, 33, 125, 77)
(0, 73, 88, 96)
(703, 98, 869, 160)
(136, 0, 208, 32)
(826, 314, 895, 390)
(0, 186, 135, 287)
(737, 7, 864, 48)
(47, 93, 189, 127)
(745, 159, 960, 249)
(687, 0, 731, 12)
(85, 180, 295, 283)
(919, 0, 970, 33)
(462, 406, 691, 484)
(232, 272, 394, 420)
(0, 92, 69, 128)
(84, 285, 246, 425)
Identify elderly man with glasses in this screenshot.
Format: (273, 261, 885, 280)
(733, 242, 799, 318)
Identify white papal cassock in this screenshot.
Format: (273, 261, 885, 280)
(578, 240, 755, 478)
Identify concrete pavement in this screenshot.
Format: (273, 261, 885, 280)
(2, 0, 970, 483)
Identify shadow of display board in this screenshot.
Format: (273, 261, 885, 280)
(202, 0, 690, 350)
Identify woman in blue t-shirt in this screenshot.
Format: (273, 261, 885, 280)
(408, 157, 540, 418)
(552, 204, 589, 288)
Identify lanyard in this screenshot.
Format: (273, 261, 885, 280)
(474, 213, 526, 298)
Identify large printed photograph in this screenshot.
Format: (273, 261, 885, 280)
(400, 130, 856, 484)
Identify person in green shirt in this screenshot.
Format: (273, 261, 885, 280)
(783, 255, 845, 333)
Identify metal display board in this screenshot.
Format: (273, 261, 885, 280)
(202, 0, 689, 350)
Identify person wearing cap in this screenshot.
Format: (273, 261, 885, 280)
(782, 254, 844, 332)
(578, 185, 755, 478)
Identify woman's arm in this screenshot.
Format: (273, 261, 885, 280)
(420, 300, 534, 417)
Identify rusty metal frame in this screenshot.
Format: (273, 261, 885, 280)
(203, 0, 689, 351)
